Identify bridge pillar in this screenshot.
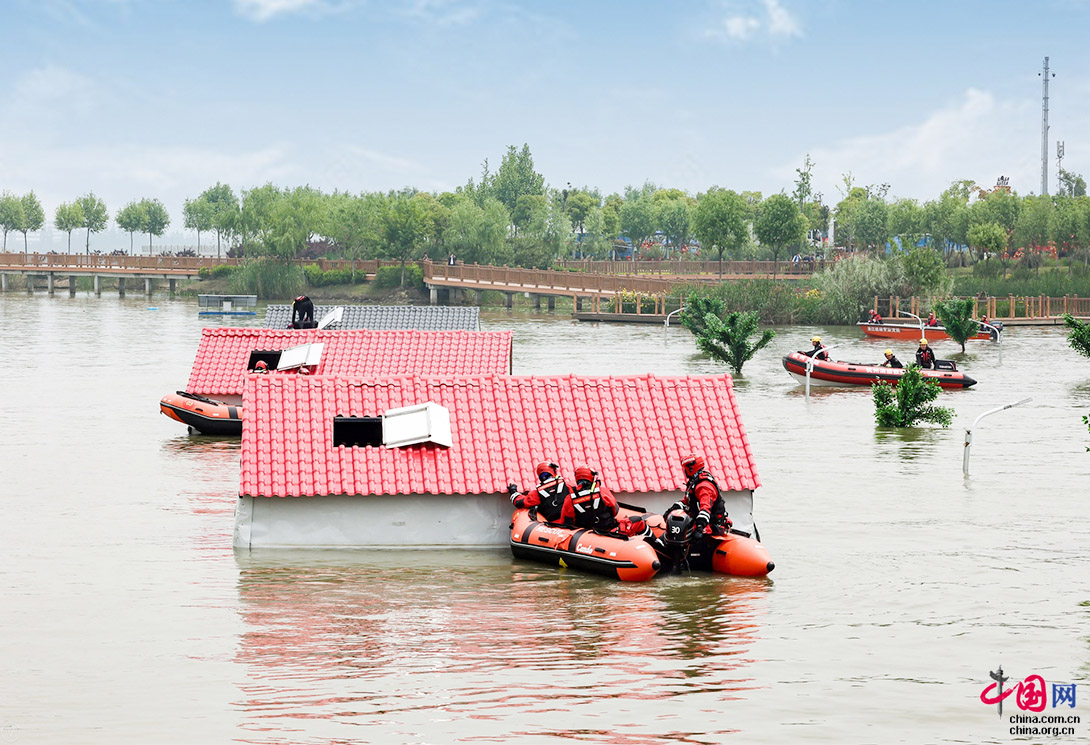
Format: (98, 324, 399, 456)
(430, 286, 438, 305)
(547, 295, 555, 313)
(118, 277, 126, 297)
(1, 273, 7, 292)
(93, 275, 101, 296)
(48, 273, 55, 295)
(533, 295, 541, 311)
(145, 278, 153, 295)
(69, 276, 77, 296)
(575, 296, 583, 312)
(169, 278, 176, 295)
(27, 274, 34, 293)
(505, 292, 513, 309)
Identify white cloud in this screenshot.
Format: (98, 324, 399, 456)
(707, 0, 802, 43)
(401, 0, 483, 26)
(234, 0, 331, 22)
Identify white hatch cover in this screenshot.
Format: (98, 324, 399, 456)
(277, 342, 324, 370)
(317, 306, 344, 330)
(382, 402, 452, 448)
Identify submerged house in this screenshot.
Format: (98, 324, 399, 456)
(263, 304, 480, 331)
(183, 327, 513, 405)
(234, 373, 762, 549)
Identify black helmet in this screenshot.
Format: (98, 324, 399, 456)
(664, 509, 694, 546)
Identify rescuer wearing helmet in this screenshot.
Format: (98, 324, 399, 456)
(880, 349, 903, 369)
(253, 360, 270, 373)
(915, 338, 936, 369)
(507, 460, 573, 523)
(559, 465, 623, 533)
(290, 294, 316, 329)
(926, 311, 939, 327)
(804, 335, 829, 361)
(667, 454, 732, 537)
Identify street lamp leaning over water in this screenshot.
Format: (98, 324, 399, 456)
(963, 397, 1032, 476)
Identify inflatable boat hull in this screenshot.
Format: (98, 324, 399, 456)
(857, 322, 991, 342)
(782, 352, 977, 389)
(641, 512, 775, 577)
(160, 391, 243, 435)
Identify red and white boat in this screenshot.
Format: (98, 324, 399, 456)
(857, 321, 992, 342)
(782, 351, 977, 389)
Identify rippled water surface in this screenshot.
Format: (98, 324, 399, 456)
(2, 293, 1089, 744)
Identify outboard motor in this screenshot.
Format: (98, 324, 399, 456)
(990, 321, 1003, 341)
(660, 508, 695, 572)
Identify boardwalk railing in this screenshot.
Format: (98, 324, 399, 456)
(558, 258, 822, 276)
(881, 295, 1090, 320)
(424, 262, 679, 296)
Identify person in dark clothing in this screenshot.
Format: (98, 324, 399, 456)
(915, 338, 936, 369)
(668, 454, 732, 537)
(803, 336, 829, 361)
(880, 349, 903, 368)
(508, 461, 573, 523)
(290, 295, 316, 329)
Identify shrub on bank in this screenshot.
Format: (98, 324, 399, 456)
(303, 265, 356, 287)
(374, 264, 424, 289)
(198, 264, 239, 280)
(227, 258, 305, 299)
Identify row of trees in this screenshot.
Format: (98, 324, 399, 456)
(5, 145, 1090, 269)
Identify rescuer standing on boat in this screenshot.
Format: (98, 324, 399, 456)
(915, 338, 936, 369)
(804, 336, 829, 361)
(508, 461, 573, 523)
(669, 454, 732, 537)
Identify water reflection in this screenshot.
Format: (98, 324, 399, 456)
(233, 551, 771, 742)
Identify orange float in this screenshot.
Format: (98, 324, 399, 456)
(159, 391, 243, 435)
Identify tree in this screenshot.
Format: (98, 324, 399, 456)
(693, 310, 776, 375)
(656, 197, 693, 256)
(933, 297, 978, 352)
(967, 222, 1007, 263)
(512, 194, 547, 236)
(900, 246, 951, 297)
(381, 190, 425, 285)
(852, 198, 889, 253)
(888, 198, 926, 249)
(77, 192, 109, 254)
(490, 144, 544, 214)
(1059, 168, 1087, 198)
(115, 202, 145, 254)
(754, 194, 806, 276)
(54, 201, 84, 252)
(872, 366, 953, 427)
(620, 196, 655, 255)
(16, 191, 45, 253)
(140, 198, 170, 252)
(0, 192, 24, 252)
(183, 197, 214, 253)
(693, 187, 747, 277)
(199, 182, 240, 258)
(1062, 314, 1090, 359)
(565, 191, 597, 248)
(679, 293, 726, 337)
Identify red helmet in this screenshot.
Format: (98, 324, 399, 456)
(574, 465, 594, 484)
(681, 454, 705, 478)
(535, 461, 557, 482)
(254, 360, 268, 370)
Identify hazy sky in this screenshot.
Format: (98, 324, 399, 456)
(2, 0, 1089, 237)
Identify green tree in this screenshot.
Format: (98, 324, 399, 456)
(139, 198, 170, 253)
(872, 366, 953, 427)
(491, 143, 544, 214)
(693, 310, 776, 375)
(620, 195, 655, 255)
(566, 191, 598, 249)
(512, 194, 547, 236)
(1012, 195, 1051, 251)
(1059, 168, 1087, 198)
(933, 297, 978, 352)
(679, 293, 726, 337)
(115, 201, 145, 254)
(693, 187, 747, 277)
(77, 192, 109, 254)
(54, 201, 84, 252)
(183, 197, 214, 253)
(601, 194, 623, 243)
(888, 198, 926, 248)
(16, 191, 45, 253)
(656, 197, 693, 256)
(754, 194, 806, 276)
(199, 182, 239, 258)
(0, 191, 25, 252)
(381, 190, 425, 285)
(1062, 314, 1090, 359)
(852, 198, 889, 253)
(967, 222, 1007, 263)
(901, 246, 951, 296)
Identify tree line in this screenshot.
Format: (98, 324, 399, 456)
(2, 145, 1089, 272)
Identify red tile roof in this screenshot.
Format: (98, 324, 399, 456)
(185, 328, 513, 396)
(239, 374, 760, 498)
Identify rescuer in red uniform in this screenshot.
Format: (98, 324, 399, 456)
(669, 454, 732, 536)
(507, 461, 573, 523)
(555, 465, 648, 537)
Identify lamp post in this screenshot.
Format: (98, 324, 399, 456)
(963, 398, 1031, 475)
(805, 344, 840, 400)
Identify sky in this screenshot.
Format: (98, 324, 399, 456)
(2, 0, 1089, 248)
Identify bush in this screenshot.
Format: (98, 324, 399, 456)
(303, 265, 356, 287)
(872, 366, 953, 428)
(198, 264, 239, 280)
(375, 263, 424, 289)
(227, 258, 305, 299)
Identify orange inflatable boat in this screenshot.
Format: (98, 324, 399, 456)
(642, 510, 775, 577)
(510, 508, 662, 581)
(159, 391, 243, 435)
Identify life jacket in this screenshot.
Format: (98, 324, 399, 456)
(569, 479, 617, 530)
(533, 476, 571, 522)
(685, 470, 727, 529)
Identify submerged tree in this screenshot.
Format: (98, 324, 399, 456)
(872, 365, 953, 428)
(679, 292, 726, 337)
(933, 297, 978, 352)
(1062, 314, 1090, 359)
(694, 310, 775, 375)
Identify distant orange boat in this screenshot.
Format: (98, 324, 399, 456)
(857, 322, 992, 342)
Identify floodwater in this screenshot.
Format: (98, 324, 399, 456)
(2, 293, 1089, 745)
